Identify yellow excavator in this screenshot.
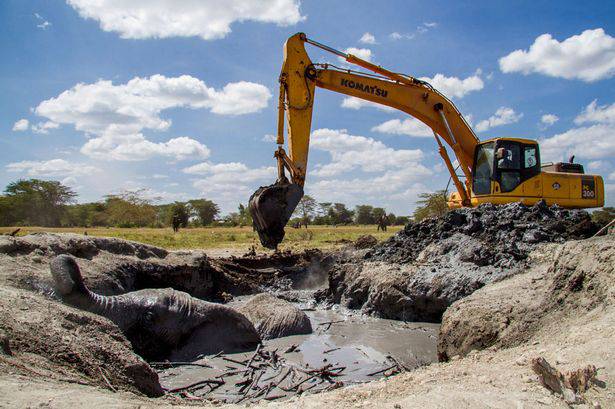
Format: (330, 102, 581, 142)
(249, 33, 605, 248)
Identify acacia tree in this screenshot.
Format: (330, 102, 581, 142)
(294, 195, 318, 224)
(3, 179, 76, 226)
(372, 207, 387, 222)
(189, 199, 220, 225)
(355, 205, 375, 224)
(102, 190, 157, 227)
(413, 190, 449, 221)
(329, 203, 353, 225)
(170, 202, 190, 228)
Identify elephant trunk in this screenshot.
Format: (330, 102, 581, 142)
(50, 255, 136, 329)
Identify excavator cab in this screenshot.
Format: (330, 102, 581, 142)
(460, 138, 603, 208)
(472, 138, 541, 196)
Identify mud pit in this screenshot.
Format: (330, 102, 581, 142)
(158, 307, 437, 403)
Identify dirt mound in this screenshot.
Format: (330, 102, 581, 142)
(354, 234, 378, 249)
(320, 202, 599, 322)
(368, 201, 597, 267)
(438, 235, 614, 360)
(0, 286, 162, 396)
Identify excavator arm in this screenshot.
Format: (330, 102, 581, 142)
(250, 33, 480, 248)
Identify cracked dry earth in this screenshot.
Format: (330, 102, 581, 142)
(0, 231, 613, 408)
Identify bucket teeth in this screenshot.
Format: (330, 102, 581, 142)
(249, 183, 304, 249)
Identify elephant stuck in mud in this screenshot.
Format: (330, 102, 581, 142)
(50, 254, 261, 361)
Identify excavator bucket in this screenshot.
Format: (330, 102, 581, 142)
(249, 182, 304, 249)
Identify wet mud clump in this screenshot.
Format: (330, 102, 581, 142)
(321, 201, 599, 322)
(368, 201, 598, 267)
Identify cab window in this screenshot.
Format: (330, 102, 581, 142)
(524, 146, 537, 168)
(496, 142, 521, 193)
(496, 144, 520, 170)
(472, 141, 494, 195)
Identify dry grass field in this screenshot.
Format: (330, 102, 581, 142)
(0, 225, 402, 251)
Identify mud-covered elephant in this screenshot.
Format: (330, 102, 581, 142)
(50, 254, 261, 361)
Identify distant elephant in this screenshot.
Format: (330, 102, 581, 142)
(50, 254, 260, 361)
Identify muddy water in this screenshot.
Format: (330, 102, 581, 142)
(158, 306, 438, 403)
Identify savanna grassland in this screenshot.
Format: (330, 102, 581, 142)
(0, 225, 402, 251)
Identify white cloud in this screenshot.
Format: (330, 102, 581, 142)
(81, 134, 210, 161)
(114, 182, 191, 203)
(33, 74, 269, 160)
(389, 23, 437, 42)
(539, 99, 615, 164)
(183, 161, 276, 212)
(541, 114, 559, 126)
(475, 107, 523, 132)
(389, 32, 406, 41)
(341, 47, 372, 62)
(371, 118, 433, 138)
(587, 160, 606, 171)
(499, 29, 615, 82)
(609, 171, 615, 181)
(574, 100, 615, 125)
(34, 13, 51, 30)
(35, 75, 270, 135)
(540, 124, 615, 163)
(5, 159, 98, 177)
(262, 134, 277, 142)
(359, 32, 376, 45)
(308, 171, 430, 213)
(32, 121, 60, 134)
(419, 73, 484, 99)
(340, 97, 395, 112)
(12, 119, 29, 132)
(61, 176, 78, 186)
(310, 128, 424, 177)
(67, 0, 304, 40)
(183, 161, 253, 176)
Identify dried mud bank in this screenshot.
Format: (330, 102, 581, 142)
(319, 202, 599, 322)
(438, 234, 615, 360)
(0, 233, 323, 397)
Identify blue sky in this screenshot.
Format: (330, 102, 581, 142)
(1, 0, 614, 214)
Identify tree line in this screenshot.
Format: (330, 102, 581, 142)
(0, 179, 411, 228)
(3, 179, 611, 229)
(0, 179, 221, 228)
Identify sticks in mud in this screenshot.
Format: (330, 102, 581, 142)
(367, 355, 409, 377)
(317, 319, 345, 332)
(164, 344, 348, 404)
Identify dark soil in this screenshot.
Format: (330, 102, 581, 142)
(367, 201, 598, 267)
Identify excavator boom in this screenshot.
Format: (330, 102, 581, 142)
(250, 33, 479, 248)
